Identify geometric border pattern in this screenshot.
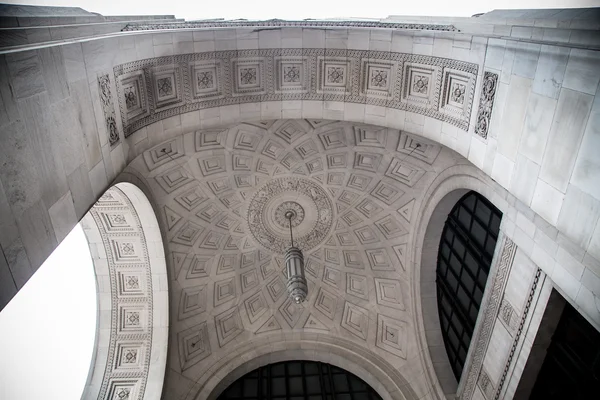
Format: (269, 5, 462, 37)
(114, 49, 478, 136)
(461, 236, 516, 400)
(89, 187, 154, 400)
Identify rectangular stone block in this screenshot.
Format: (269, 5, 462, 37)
(498, 76, 532, 161)
(5, 50, 45, 99)
(16, 200, 57, 271)
(512, 42, 540, 79)
(540, 88, 593, 193)
(571, 86, 600, 201)
(562, 48, 600, 96)
(510, 153, 540, 206)
(519, 93, 557, 165)
(532, 45, 569, 100)
(557, 185, 600, 250)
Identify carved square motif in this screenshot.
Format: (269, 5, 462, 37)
(232, 59, 266, 96)
(118, 70, 149, 124)
(317, 58, 351, 94)
(177, 321, 211, 370)
(190, 60, 223, 101)
(276, 57, 309, 92)
(151, 64, 183, 111)
(376, 314, 408, 359)
(439, 68, 475, 121)
(115, 342, 144, 370)
(118, 304, 147, 333)
(107, 380, 139, 400)
(401, 63, 438, 108)
(361, 60, 397, 99)
(117, 272, 144, 296)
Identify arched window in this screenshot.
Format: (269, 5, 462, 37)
(436, 191, 502, 380)
(218, 360, 383, 400)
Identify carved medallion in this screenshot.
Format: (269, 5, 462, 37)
(247, 177, 334, 253)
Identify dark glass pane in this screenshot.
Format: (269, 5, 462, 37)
(334, 374, 349, 392)
(463, 193, 476, 211)
(485, 236, 497, 258)
(441, 243, 451, 261)
(473, 286, 483, 304)
(243, 379, 257, 396)
(289, 377, 302, 395)
(475, 201, 491, 225)
(288, 361, 302, 375)
(457, 207, 472, 230)
(306, 376, 321, 394)
(448, 326, 459, 350)
(271, 363, 285, 377)
(446, 269, 458, 292)
(471, 220, 486, 248)
(461, 269, 475, 294)
(449, 253, 462, 276)
(464, 252, 479, 278)
(436, 191, 502, 381)
(477, 270, 489, 288)
(490, 214, 501, 236)
(349, 376, 367, 391)
(453, 237, 466, 259)
(271, 377, 285, 396)
(457, 286, 470, 312)
(304, 362, 319, 375)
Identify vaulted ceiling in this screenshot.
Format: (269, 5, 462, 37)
(127, 119, 466, 399)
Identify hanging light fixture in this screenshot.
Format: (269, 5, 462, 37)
(284, 210, 307, 304)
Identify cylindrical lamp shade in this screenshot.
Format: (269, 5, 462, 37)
(285, 246, 308, 303)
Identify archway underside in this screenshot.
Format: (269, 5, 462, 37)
(127, 119, 468, 399)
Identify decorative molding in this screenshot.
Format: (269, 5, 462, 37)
(90, 188, 153, 400)
(478, 368, 495, 399)
(97, 73, 120, 146)
(494, 268, 542, 399)
(499, 298, 519, 333)
(474, 71, 499, 139)
(113, 50, 478, 136)
(460, 236, 516, 400)
(247, 177, 334, 254)
(122, 20, 458, 32)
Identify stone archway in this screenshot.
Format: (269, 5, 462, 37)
(80, 183, 168, 400)
(194, 334, 420, 400)
(122, 118, 488, 400)
(410, 165, 510, 397)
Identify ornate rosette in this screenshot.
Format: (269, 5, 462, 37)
(247, 177, 334, 253)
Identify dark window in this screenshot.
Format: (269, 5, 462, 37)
(530, 301, 600, 399)
(217, 361, 383, 400)
(436, 191, 502, 380)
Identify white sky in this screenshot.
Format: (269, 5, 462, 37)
(0, 224, 97, 400)
(3, 0, 600, 20)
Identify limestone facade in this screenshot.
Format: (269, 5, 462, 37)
(0, 5, 599, 400)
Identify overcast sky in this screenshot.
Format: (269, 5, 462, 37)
(0, 224, 96, 400)
(3, 0, 600, 20)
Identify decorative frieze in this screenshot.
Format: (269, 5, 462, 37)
(90, 187, 154, 400)
(461, 236, 516, 400)
(475, 71, 499, 139)
(122, 20, 457, 32)
(113, 50, 478, 136)
(97, 73, 120, 146)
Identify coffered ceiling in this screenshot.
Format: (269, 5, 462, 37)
(127, 119, 465, 399)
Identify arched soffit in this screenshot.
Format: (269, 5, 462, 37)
(112, 45, 481, 148)
(410, 164, 507, 398)
(80, 183, 169, 400)
(125, 119, 474, 400)
(191, 333, 420, 400)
